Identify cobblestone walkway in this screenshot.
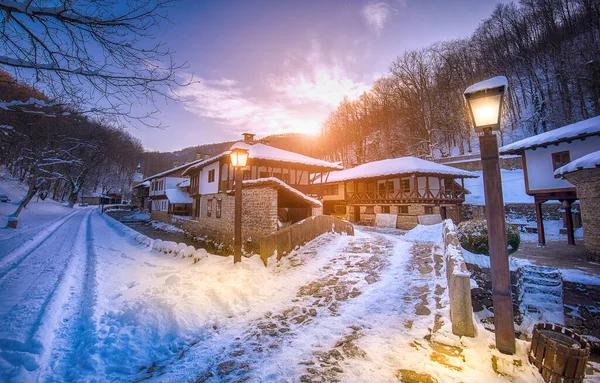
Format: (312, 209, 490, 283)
(142, 230, 465, 382)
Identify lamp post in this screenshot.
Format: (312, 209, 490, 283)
(230, 142, 250, 264)
(464, 76, 516, 355)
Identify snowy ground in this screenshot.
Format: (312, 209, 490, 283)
(1, 197, 552, 382)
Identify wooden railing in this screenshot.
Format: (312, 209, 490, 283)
(259, 215, 354, 265)
(347, 188, 465, 203)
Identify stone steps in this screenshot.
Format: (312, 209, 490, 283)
(517, 265, 565, 324)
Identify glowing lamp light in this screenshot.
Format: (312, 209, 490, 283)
(464, 76, 508, 132)
(230, 142, 249, 168)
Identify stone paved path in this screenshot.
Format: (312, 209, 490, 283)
(138, 230, 477, 382)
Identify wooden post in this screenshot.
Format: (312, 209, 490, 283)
(234, 168, 243, 263)
(479, 131, 516, 355)
(563, 200, 575, 246)
(534, 199, 546, 247)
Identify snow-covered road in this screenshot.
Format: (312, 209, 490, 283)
(0, 208, 543, 382)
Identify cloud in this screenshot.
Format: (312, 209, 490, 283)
(177, 78, 323, 136)
(362, 0, 406, 34)
(270, 66, 370, 107)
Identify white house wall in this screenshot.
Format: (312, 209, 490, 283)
(524, 135, 600, 193)
(200, 161, 220, 195)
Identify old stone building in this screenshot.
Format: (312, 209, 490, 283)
(555, 150, 600, 261)
(180, 138, 341, 248)
(319, 157, 478, 229)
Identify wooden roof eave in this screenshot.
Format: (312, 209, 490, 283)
(500, 131, 600, 155)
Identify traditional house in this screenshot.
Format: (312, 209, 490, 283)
(555, 150, 600, 260)
(132, 180, 150, 210)
(319, 157, 478, 229)
(500, 115, 600, 246)
(144, 160, 201, 221)
(179, 139, 342, 247)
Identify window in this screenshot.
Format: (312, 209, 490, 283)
(207, 199, 212, 217)
(260, 171, 269, 178)
(381, 205, 390, 214)
(400, 179, 410, 192)
(552, 151, 571, 178)
(333, 205, 346, 214)
(324, 184, 339, 196)
(282, 173, 290, 183)
(208, 169, 215, 183)
(398, 205, 409, 214)
(424, 206, 435, 215)
(243, 170, 252, 180)
(216, 199, 222, 218)
(364, 206, 375, 214)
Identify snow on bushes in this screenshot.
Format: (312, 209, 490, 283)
(457, 219, 520, 256)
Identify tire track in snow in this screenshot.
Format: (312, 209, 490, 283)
(0, 208, 82, 259)
(0, 209, 92, 381)
(0, 208, 82, 280)
(41, 209, 99, 381)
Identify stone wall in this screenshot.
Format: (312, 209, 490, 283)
(467, 263, 521, 323)
(444, 156, 523, 172)
(150, 210, 169, 222)
(461, 202, 563, 222)
(564, 168, 600, 260)
(468, 262, 600, 349)
(171, 186, 278, 253)
(563, 281, 600, 349)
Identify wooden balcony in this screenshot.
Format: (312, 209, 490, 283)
(346, 188, 466, 204)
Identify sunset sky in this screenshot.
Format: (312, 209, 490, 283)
(136, 0, 509, 152)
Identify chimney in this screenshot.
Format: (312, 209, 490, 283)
(173, 160, 179, 168)
(243, 133, 255, 144)
(204, 153, 211, 159)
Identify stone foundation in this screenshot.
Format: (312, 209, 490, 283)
(564, 168, 600, 261)
(348, 203, 461, 230)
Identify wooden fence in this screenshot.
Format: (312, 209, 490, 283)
(260, 215, 354, 265)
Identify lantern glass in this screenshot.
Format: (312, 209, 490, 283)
(468, 93, 502, 129)
(230, 148, 249, 168)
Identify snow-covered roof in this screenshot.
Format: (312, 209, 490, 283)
(143, 159, 202, 182)
(322, 157, 478, 183)
(554, 150, 600, 176)
(500, 115, 600, 154)
(165, 188, 193, 204)
(182, 142, 342, 176)
(241, 177, 322, 207)
(133, 180, 150, 188)
(464, 76, 508, 94)
(177, 179, 190, 188)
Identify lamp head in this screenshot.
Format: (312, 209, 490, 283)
(230, 142, 250, 168)
(464, 76, 508, 133)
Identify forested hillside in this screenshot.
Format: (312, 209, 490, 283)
(0, 71, 143, 214)
(321, 0, 600, 166)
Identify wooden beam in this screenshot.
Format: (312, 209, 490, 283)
(563, 200, 575, 246)
(534, 199, 547, 247)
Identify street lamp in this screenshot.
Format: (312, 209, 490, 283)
(464, 76, 516, 355)
(230, 142, 250, 264)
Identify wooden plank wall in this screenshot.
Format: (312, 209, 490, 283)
(259, 215, 355, 265)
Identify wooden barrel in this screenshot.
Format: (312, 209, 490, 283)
(529, 323, 590, 383)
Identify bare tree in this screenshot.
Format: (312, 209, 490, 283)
(0, 0, 188, 125)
